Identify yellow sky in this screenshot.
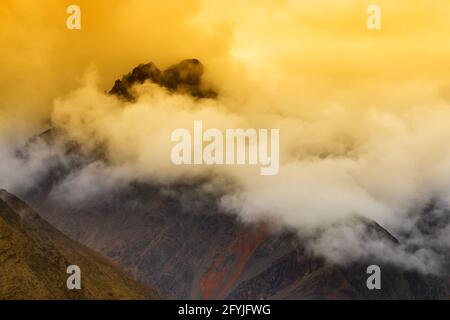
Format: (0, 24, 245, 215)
(1, 0, 450, 129)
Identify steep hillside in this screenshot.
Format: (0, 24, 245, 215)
(27, 183, 448, 300)
(0, 189, 159, 300)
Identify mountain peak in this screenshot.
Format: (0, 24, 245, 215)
(109, 58, 217, 101)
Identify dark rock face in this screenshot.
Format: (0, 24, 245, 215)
(230, 250, 446, 300)
(27, 182, 245, 299)
(21, 173, 449, 299)
(0, 190, 158, 300)
(109, 59, 217, 101)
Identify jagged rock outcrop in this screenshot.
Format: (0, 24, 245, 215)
(109, 59, 217, 100)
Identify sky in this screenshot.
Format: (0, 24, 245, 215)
(1, 0, 450, 126)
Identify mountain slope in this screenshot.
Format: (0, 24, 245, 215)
(0, 189, 159, 300)
(29, 183, 449, 300)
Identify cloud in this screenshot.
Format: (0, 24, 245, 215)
(308, 218, 444, 275)
(40, 67, 450, 274)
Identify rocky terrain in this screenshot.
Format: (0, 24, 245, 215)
(26, 183, 448, 299)
(109, 58, 217, 100)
